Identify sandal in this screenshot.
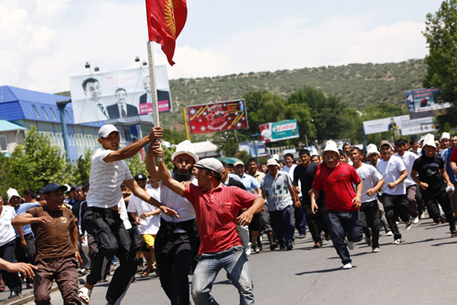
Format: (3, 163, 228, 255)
(141, 268, 151, 277)
(78, 287, 92, 304)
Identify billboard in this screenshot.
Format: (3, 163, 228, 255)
(69, 66, 172, 124)
(363, 115, 436, 136)
(239, 140, 268, 157)
(186, 100, 248, 134)
(406, 88, 452, 114)
(363, 116, 408, 135)
(260, 119, 299, 143)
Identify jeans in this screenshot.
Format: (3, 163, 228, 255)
(327, 210, 363, 265)
(269, 205, 295, 246)
(192, 246, 254, 305)
(294, 204, 307, 236)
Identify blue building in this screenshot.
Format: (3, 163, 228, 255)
(0, 86, 153, 163)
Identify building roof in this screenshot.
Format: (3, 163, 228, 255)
(0, 86, 104, 127)
(0, 119, 26, 132)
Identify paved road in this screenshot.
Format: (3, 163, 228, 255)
(6, 216, 457, 304)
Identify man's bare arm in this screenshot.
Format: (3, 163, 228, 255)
(12, 213, 51, 226)
(146, 144, 160, 180)
(237, 197, 266, 226)
(104, 127, 162, 163)
(310, 188, 319, 214)
(150, 144, 186, 196)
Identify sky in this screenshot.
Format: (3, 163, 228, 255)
(0, 0, 445, 94)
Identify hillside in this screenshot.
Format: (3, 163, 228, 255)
(56, 59, 426, 130)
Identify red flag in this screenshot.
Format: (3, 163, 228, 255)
(146, 0, 187, 66)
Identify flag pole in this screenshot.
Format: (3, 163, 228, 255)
(147, 40, 163, 161)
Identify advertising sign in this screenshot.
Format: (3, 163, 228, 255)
(186, 100, 248, 134)
(239, 141, 268, 157)
(69, 66, 172, 124)
(400, 116, 436, 136)
(260, 119, 299, 143)
(363, 116, 408, 135)
(406, 88, 452, 114)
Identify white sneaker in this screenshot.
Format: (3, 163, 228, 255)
(386, 231, 393, 236)
(413, 216, 420, 224)
(343, 263, 352, 269)
(392, 239, 404, 244)
(372, 247, 380, 253)
(347, 241, 356, 250)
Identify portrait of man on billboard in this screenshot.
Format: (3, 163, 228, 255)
(387, 118, 398, 131)
(139, 76, 171, 109)
(106, 88, 139, 119)
(76, 77, 109, 122)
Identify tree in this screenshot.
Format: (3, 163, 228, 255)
(423, 0, 457, 131)
(8, 126, 76, 193)
(74, 149, 92, 185)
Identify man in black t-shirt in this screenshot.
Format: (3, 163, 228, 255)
(411, 134, 456, 236)
(293, 149, 328, 248)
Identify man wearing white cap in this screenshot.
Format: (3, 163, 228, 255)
(377, 140, 411, 244)
(152, 143, 265, 305)
(146, 139, 199, 305)
(261, 158, 299, 250)
(78, 124, 167, 305)
(311, 140, 363, 269)
(412, 134, 456, 236)
(366, 144, 380, 168)
(440, 132, 451, 152)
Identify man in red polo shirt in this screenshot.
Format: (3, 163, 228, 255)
(152, 145, 265, 305)
(311, 140, 363, 270)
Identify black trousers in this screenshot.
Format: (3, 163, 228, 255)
(84, 207, 137, 305)
(424, 191, 456, 233)
(0, 240, 22, 293)
(382, 194, 411, 240)
(302, 197, 328, 243)
(155, 229, 194, 305)
(360, 200, 380, 248)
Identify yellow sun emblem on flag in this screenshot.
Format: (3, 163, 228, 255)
(164, 0, 181, 37)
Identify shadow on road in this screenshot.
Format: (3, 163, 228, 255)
(294, 266, 357, 275)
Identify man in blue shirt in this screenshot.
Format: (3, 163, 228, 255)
(442, 133, 457, 215)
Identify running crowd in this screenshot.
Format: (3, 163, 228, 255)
(1, 124, 457, 305)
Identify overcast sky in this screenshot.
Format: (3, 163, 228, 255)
(0, 0, 444, 94)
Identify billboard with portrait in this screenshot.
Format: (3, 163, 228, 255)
(260, 119, 299, 143)
(186, 100, 248, 134)
(363, 116, 408, 135)
(69, 66, 172, 124)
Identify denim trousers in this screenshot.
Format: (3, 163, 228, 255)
(192, 245, 254, 305)
(327, 210, 363, 265)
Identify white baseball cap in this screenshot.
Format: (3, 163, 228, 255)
(423, 133, 436, 148)
(98, 124, 119, 138)
(323, 140, 339, 154)
(366, 143, 380, 157)
(171, 140, 199, 163)
(7, 188, 21, 202)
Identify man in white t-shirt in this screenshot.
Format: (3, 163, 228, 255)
(146, 140, 199, 305)
(394, 139, 420, 224)
(350, 148, 384, 252)
(377, 140, 411, 244)
(78, 124, 172, 305)
(127, 174, 161, 277)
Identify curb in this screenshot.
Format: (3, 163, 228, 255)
(1, 284, 59, 305)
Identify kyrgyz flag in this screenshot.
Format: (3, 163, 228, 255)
(146, 0, 187, 66)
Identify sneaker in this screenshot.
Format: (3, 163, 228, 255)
(8, 291, 21, 299)
(451, 232, 457, 238)
(386, 231, 393, 236)
(342, 263, 352, 269)
(245, 246, 251, 256)
(405, 218, 413, 230)
(365, 236, 372, 246)
(440, 216, 447, 224)
(413, 216, 420, 224)
(279, 244, 286, 251)
(286, 244, 293, 250)
(297, 234, 306, 239)
(251, 244, 260, 253)
(372, 247, 380, 253)
(347, 240, 356, 250)
(270, 242, 278, 251)
(392, 239, 404, 244)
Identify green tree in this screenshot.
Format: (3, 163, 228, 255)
(74, 149, 92, 185)
(8, 126, 75, 193)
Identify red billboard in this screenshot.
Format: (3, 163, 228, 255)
(186, 100, 248, 134)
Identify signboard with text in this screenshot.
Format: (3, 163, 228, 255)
(260, 119, 299, 143)
(69, 66, 172, 124)
(406, 88, 451, 114)
(186, 100, 248, 134)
